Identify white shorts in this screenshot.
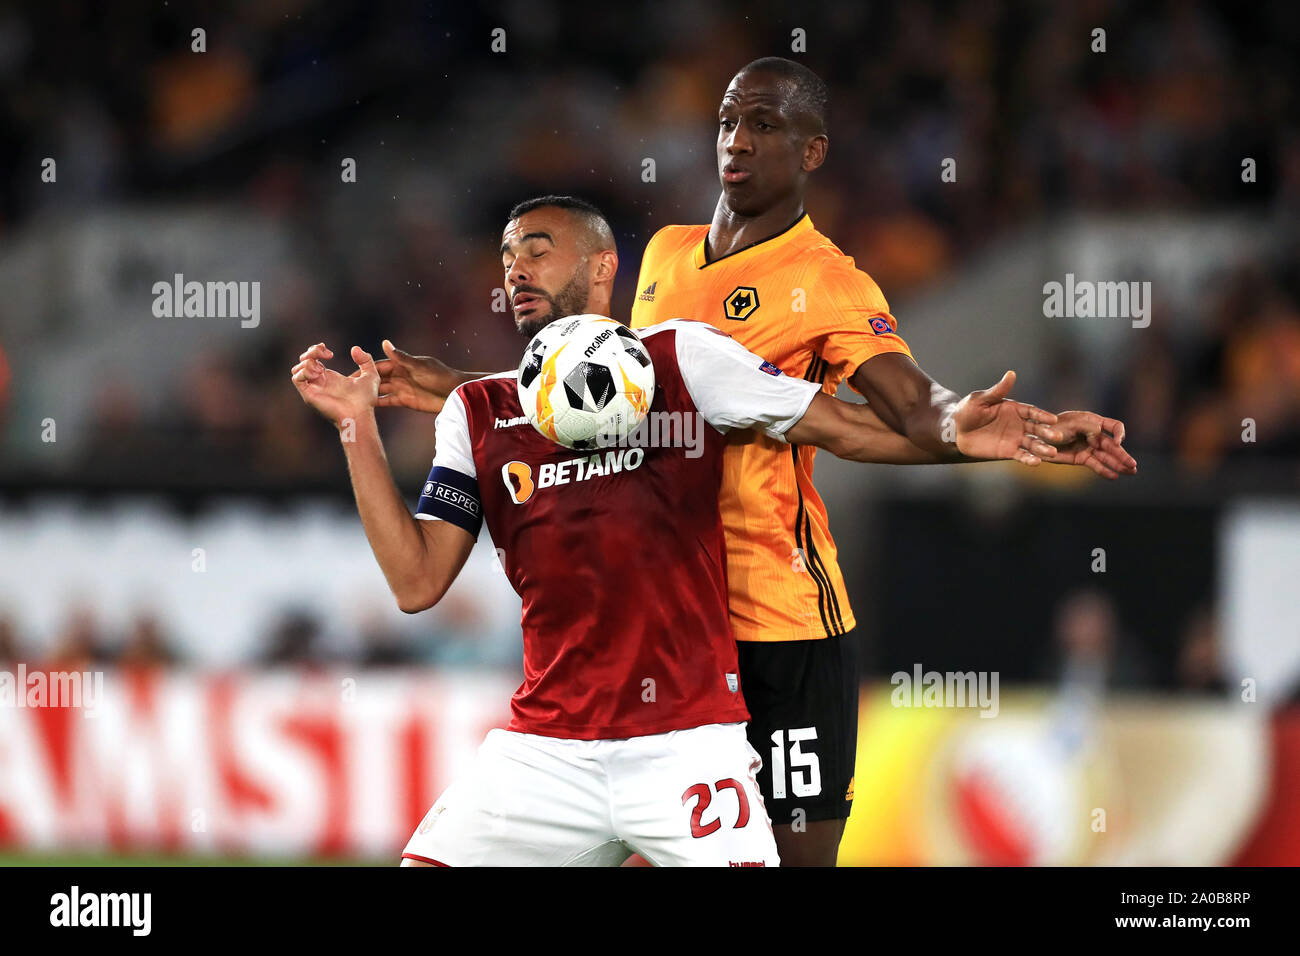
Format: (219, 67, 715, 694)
(402, 722, 778, 867)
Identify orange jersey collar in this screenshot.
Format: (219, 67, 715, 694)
(692, 212, 814, 269)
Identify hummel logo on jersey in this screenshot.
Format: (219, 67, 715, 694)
(638, 281, 657, 302)
(495, 416, 528, 429)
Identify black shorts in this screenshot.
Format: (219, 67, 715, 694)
(736, 629, 860, 826)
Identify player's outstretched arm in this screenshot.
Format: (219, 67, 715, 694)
(292, 343, 474, 611)
(370, 339, 487, 415)
(849, 351, 966, 457)
(849, 353, 1136, 478)
(792, 398, 956, 463)
(674, 322, 1072, 469)
(786, 382, 1062, 467)
(850, 355, 1064, 461)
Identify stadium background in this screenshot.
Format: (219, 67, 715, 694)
(0, 0, 1297, 864)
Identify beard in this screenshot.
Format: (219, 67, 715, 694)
(513, 265, 591, 338)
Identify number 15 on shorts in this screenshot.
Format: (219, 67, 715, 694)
(770, 728, 821, 799)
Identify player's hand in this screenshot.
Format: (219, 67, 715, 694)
(371, 339, 458, 415)
(291, 342, 381, 428)
(951, 371, 1063, 466)
(1044, 411, 1138, 479)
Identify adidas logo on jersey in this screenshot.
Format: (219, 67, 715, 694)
(638, 281, 657, 302)
(495, 416, 528, 429)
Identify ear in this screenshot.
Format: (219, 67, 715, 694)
(592, 248, 619, 285)
(802, 134, 828, 173)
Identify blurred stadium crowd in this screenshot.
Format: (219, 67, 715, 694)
(1, 0, 1297, 484)
(0, 600, 516, 671)
(0, 1, 1296, 680)
(0, 584, 1233, 698)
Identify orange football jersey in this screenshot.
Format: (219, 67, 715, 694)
(630, 214, 913, 642)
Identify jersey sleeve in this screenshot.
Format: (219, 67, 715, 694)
(805, 260, 914, 390)
(414, 389, 482, 537)
(672, 321, 821, 441)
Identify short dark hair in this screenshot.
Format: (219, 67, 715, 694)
(507, 195, 615, 252)
(738, 57, 829, 135)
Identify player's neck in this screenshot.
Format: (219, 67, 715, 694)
(706, 195, 805, 261)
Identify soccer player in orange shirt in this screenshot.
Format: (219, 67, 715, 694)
(372, 59, 1135, 866)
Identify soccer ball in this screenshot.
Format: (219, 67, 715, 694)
(516, 314, 655, 450)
